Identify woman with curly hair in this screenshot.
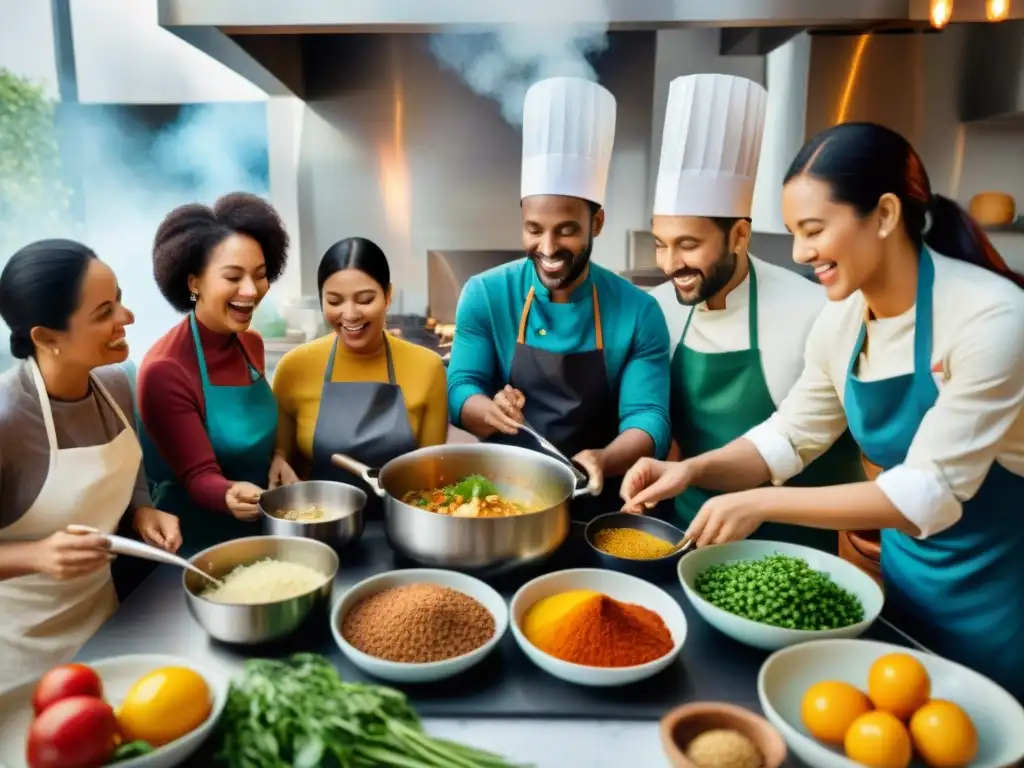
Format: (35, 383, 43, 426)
(137, 192, 298, 552)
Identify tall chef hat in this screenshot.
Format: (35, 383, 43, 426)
(653, 73, 768, 218)
(521, 77, 617, 206)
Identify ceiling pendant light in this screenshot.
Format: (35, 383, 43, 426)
(929, 0, 954, 28)
(986, 0, 1010, 21)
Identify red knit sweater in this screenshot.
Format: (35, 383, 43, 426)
(137, 316, 266, 514)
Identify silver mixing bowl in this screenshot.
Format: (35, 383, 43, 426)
(332, 443, 591, 574)
(259, 480, 366, 550)
(183, 536, 338, 644)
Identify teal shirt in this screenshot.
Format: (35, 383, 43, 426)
(447, 259, 672, 458)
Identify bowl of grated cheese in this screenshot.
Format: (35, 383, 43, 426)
(182, 536, 338, 644)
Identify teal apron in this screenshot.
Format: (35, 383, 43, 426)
(845, 248, 1024, 701)
(140, 313, 278, 556)
(671, 261, 863, 551)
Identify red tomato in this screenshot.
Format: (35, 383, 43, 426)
(32, 664, 104, 716)
(26, 696, 117, 768)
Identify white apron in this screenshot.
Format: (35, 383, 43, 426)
(0, 359, 142, 686)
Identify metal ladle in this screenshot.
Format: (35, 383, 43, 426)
(65, 524, 224, 588)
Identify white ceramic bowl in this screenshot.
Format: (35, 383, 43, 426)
(509, 568, 687, 687)
(0, 654, 229, 768)
(678, 540, 884, 651)
(331, 568, 509, 683)
(758, 639, 1024, 768)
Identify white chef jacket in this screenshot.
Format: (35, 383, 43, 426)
(745, 251, 1024, 538)
(651, 255, 827, 406)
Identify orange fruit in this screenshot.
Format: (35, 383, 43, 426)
(909, 700, 978, 768)
(844, 711, 913, 768)
(801, 680, 873, 744)
(867, 652, 931, 720)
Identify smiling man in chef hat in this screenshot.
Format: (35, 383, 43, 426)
(447, 76, 672, 520)
(640, 73, 863, 544)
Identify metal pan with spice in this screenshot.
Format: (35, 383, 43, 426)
(331, 568, 509, 684)
(510, 568, 688, 687)
(585, 512, 688, 582)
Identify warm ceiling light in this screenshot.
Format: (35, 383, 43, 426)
(930, 0, 954, 27)
(986, 0, 1010, 21)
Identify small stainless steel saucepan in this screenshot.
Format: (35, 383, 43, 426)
(259, 480, 367, 550)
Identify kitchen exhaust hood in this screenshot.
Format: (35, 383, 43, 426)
(159, 0, 912, 32)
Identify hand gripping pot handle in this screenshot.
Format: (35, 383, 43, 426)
(330, 454, 385, 497)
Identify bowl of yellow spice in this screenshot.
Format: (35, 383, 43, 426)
(585, 512, 688, 582)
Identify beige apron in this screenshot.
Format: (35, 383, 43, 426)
(0, 359, 142, 686)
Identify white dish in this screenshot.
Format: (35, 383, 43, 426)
(331, 568, 508, 684)
(509, 568, 687, 687)
(678, 540, 884, 651)
(758, 638, 1024, 768)
(0, 654, 229, 768)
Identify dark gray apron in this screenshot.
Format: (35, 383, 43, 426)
(489, 283, 620, 521)
(310, 335, 417, 517)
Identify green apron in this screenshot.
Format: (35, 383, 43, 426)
(670, 261, 863, 551)
(139, 314, 278, 556)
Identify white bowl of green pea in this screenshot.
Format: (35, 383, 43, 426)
(677, 540, 884, 652)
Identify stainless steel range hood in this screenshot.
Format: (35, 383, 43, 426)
(159, 0, 912, 32)
(960, 20, 1024, 123)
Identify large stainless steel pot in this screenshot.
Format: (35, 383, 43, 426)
(183, 536, 338, 644)
(332, 444, 592, 574)
(259, 480, 367, 550)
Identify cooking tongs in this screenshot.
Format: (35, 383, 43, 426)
(516, 420, 590, 488)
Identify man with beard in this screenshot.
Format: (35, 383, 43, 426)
(644, 73, 863, 547)
(447, 76, 671, 518)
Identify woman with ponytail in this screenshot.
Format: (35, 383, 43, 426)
(621, 122, 1024, 699)
(0, 240, 180, 685)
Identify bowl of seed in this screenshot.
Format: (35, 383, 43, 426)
(584, 512, 687, 582)
(678, 540, 884, 652)
(331, 568, 508, 683)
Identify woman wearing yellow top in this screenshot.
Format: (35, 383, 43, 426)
(272, 237, 448, 505)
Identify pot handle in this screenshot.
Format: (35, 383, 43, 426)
(570, 469, 601, 499)
(330, 454, 385, 497)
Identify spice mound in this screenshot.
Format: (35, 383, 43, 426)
(592, 527, 676, 559)
(695, 553, 864, 631)
(685, 729, 763, 768)
(341, 583, 496, 663)
(522, 589, 674, 667)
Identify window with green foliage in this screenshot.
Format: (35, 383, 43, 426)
(0, 68, 74, 259)
(0, 68, 76, 372)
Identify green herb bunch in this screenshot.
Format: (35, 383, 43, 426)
(216, 654, 526, 768)
(442, 474, 498, 501)
(695, 553, 864, 630)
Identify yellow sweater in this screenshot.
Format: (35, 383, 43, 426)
(272, 332, 448, 473)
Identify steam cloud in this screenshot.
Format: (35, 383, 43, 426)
(427, 1, 611, 126)
(0, 103, 269, 367)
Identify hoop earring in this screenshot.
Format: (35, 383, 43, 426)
(190, 292, 198, 303)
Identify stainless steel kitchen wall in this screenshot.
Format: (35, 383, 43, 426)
(293, 32, 656, 313)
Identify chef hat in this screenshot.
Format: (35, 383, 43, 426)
(521, 77, 617, 206)
(653, 73, 768, 218)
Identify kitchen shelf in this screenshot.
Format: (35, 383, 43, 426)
(983, 220, 1024, 234)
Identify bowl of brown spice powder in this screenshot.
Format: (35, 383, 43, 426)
(331, 568, 508, 683)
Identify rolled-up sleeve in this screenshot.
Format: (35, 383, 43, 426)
(744, 311, 849, 484)
(447, 277, 499, 426)
(618, 299, 672, 458)
(880, 298, 1024, 537)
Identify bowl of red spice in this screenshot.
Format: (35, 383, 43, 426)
(510, 568, 687, 686)
(331, 568, 508, 683)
